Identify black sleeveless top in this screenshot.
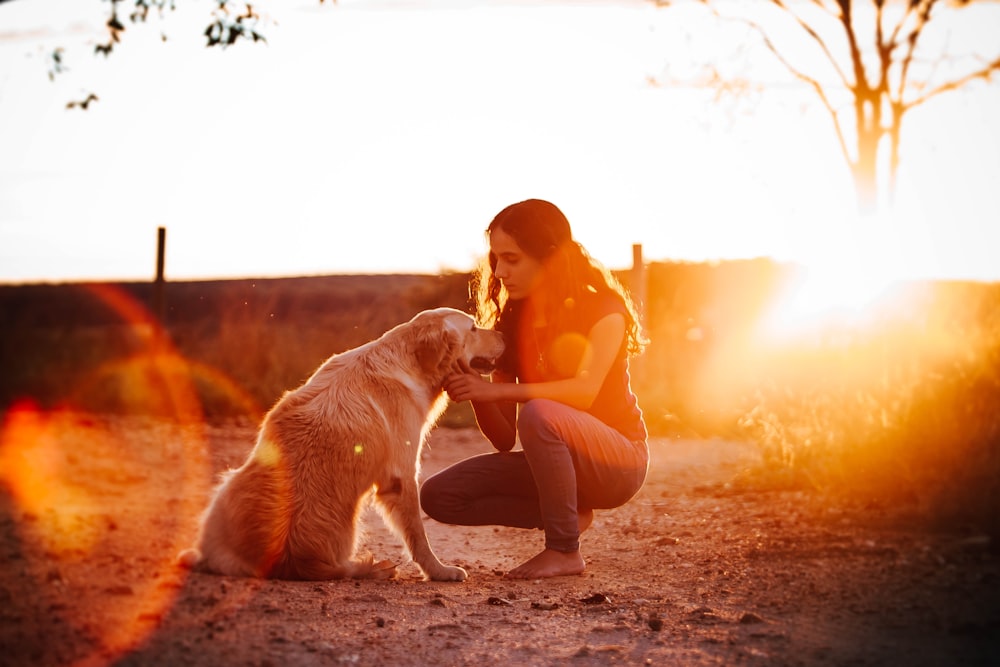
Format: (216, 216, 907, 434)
(495, 290, 647, 442)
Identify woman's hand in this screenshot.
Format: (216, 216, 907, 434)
(444, 358, 498, 403)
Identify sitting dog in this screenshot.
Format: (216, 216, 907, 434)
(179, 308, 504, 581)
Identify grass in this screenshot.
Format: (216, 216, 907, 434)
(732, 280, 1000, 532)
(1, 265, 998, 534)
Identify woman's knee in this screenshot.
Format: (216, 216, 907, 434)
(516, 399, 565, 443)
(419, 472, 448, 520)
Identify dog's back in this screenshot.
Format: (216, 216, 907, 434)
(179, 308, 496, 581)
(184, 378, 387, 578)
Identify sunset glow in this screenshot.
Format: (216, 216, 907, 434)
(0, 1, 997, 283)
(757, 260, 904, 340)
(2, 6, 999, 665)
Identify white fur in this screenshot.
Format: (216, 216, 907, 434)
(178, 308, 504, 581)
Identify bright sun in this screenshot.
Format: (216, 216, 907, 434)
(753, 206, 939, 340)
(758, 257, 905, 340)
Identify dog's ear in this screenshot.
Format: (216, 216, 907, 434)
(414, 319, 460, 376)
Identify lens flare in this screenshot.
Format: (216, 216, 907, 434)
(0, 283, 260, 666)
(0, 402, 213, 666)
(756, 262, 912, 341)
(0, 402, 100, 553)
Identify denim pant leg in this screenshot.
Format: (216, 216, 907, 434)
(517, 399, 649, 554)
(420, 452, 544, 530)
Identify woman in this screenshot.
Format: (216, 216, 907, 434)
(420, 199, 649, 579)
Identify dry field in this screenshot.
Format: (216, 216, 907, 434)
(1, 412, 997, 667)
(2, 268, 999, 665)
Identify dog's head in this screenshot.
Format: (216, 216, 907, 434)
(410, 308, 505, 379)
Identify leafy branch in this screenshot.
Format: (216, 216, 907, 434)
(203, 1, 267, 48)
(58, 0, 279, 110)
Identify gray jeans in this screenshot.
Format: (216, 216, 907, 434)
(420, 399, 648, 553)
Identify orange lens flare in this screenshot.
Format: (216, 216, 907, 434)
(0, 402, 99, 552)
(0, 409, 214, 667)
(0, 283, 259, 666)
(756, 265, 901, 341)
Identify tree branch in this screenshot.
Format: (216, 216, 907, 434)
(836, 0, 870, 94)
(893, 0, 936, 103)
(904, 54, 1000, 110)
(769, 0, 852, 90)
(694, 0, 854, 165)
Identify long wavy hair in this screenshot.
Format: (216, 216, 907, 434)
(471, 199, 646, 357)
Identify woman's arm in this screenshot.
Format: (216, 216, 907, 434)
(470, 370, 517, 452)
(446, 360, 516, 451)
(445, 313, 626, 411)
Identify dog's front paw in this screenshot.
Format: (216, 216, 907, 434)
(428, 564, 468, 582)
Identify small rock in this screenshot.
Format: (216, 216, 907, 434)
(740, 612, 765, 625)
(531, 601, 560, 611)
(689, 606, 721, 622)
(595, 644, 626, 653)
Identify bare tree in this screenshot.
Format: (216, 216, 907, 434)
(654, 0, 1000, 212)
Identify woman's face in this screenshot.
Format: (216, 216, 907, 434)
(489, 227, 544, 301)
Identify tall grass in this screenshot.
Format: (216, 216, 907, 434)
(0, 274, 473, 423)
(626, 265, 1000, 531)
(733, 281, 1000, 531)
(1, 266, 998, 530)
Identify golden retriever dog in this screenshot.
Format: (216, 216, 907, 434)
(178, 308, 504, 581)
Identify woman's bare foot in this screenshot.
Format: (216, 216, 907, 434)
(505, 549, 586, 579)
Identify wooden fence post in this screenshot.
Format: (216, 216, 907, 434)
(631, 243, 646, 327)
(153, 226, 166, 324)
(630, 243, 648, 386)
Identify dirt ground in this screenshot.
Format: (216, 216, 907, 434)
(1, 412, 998, 667)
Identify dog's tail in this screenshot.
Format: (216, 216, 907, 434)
(176, 547, 202, 570)
(338, 557, 397, 581)
(367, 559, 398, 580)
(277, 554, 398, 581)
(176, 547, 396, 580)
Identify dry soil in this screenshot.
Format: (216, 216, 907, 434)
(1, 414, 998, 666)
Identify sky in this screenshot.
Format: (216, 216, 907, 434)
(1, 0, 998, 286)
